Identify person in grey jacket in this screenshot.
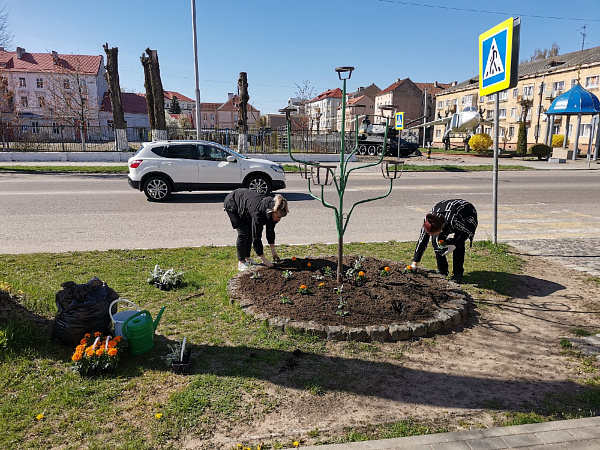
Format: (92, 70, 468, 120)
(410, 199, 478, 283)
(224, 188, 289, 271)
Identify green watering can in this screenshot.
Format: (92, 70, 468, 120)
(122, 306, 165, 355)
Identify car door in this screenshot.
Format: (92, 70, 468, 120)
(158, 144, 200, 185)
(197, 144, 242, 185)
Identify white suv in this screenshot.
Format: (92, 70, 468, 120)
(128, 140, 286, 201)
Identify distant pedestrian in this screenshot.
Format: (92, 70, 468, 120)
(224, 188, 288, 271)
(410, 199, 478, 283)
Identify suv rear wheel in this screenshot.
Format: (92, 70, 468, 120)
(245, 174, 271, 195)
(143, 176, 171, 201)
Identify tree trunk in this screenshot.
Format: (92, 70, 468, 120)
(146, 48, 166, 140)
(238, 72, 249, 153)
(103, 43, 129, 151)
(140, 54, 155, 131)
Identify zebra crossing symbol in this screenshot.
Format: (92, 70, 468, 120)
(484, 38, 505, 79)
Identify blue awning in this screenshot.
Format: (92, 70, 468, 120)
(545, 83, 600, 115)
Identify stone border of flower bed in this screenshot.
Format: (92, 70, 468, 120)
(227, 267, 469, 342)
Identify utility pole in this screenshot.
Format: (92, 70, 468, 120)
(422, 88, 428, 148)
(191, 0, 201, 139)
(535, 77, 545, 144)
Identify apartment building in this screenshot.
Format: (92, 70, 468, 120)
(432, 46, 600, 150)
(0, 47, 107, 132)
(305, 88, 343, 132)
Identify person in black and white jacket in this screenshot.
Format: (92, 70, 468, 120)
(410, 199, 478, 283)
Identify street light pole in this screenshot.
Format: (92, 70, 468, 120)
(191, 0, 202, 139)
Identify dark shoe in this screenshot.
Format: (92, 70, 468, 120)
(436, 270, 449, 276)
(450, 274, 463, 284)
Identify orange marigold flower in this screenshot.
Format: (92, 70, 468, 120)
(358, 271, 365, 276)
(94, 331, 102, 337)
(318, 282, 325, 287)
(80, 338, 87, 345)
(84, 333, 91, 338)
(384, 267, 390, 272)
(76, 344, 86, 352)
(299, 285, 307, 290)
(108, 348, 118, 357)
(307, 262, 311, 267)
(113, 336, 122, 343)
(85, 347, 95, 357)
(292, 256, 297, 261)
(71, 352, 82, 362)
(96, 348, 104, 357)
(107, 340, 117, 348)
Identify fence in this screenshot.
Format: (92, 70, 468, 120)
(0, 123, 351, 154)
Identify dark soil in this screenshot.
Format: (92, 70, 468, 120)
(235, 256, 460, 327)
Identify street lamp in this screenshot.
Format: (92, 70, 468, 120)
(284, 67, 403, 282)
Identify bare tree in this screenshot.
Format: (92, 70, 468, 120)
(44, 55, 100, 151)
(526, 43, 560, 62)
(103, 43, 128, 151)
(238, 72, 249, 153)
(0, 5, 14, 50)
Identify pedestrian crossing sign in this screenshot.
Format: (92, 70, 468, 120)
(479, 17, 520, 96)
(395, 112, 404, 130)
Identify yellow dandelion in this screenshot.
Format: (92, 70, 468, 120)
(36, 413, 44, 421)
(155, 413, 163, 419)
(293, 441, 300, 447)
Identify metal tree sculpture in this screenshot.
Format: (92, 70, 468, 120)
(280, 67, 403, 282)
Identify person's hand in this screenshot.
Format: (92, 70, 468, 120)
(260, 255, 274, 267)
(271, 247, 280, 262)
(442, 245, 456, 256)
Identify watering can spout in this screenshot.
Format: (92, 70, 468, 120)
(153, 306, 166, 332)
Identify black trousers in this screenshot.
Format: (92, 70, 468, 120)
(432, 238, 466, 276)
(226, 210, 252, 262)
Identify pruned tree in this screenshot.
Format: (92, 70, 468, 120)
(140, 48, 166, 140)
(294, 80, 315, 130)
(517, 98, 533, 156)
(168, 95, 182, 114)
(103, 43, 129, 151)
(237, 72, 249, 153)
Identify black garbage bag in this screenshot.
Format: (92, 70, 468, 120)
(51, 276, 120, 346)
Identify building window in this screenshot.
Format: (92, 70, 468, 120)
(580, 123, 591, 137)
(461, 94, 473, 105)
(499, 109, 506, 119)
(38, 96, 45, 108)
(553, 124, 560, 134)
(445, 100, 450, 107)
(536, 105, 544, 115)
(509, 126, 514, 138)
(435, 129, 441, 138)
(567, 124, 573, 137)
(438, 101, 443, 109)
(63, 79, 70, 89)
(553, 81, 565, 93)
(19, 77, 26, 87)
(571, 79, 577, 88)
(486, 110, 494, 119)
(210, 114, 215, 121)
(52, 123, 60, 134)
(451, 99, 457, 106)
(479, 96, 484, 103)
(499, 127, 505, 137)
(510, 107, 517, 118)
(534, 125, 540, 139)
(486, 94, 495, 102)
(484, 127, 491, 134)
(20, 96, 28, 107)
(499, 90, 508, 101)
(523, 85, 534, 97)
(31, 121, 39, 134)
(512, 88, 519, 98)
(36, 77, 43, 88)
(585, 75, 599, 88)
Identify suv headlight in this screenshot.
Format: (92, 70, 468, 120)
(270, 164, 284, 173)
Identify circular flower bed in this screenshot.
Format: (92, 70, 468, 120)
(228, 256, 469, 342)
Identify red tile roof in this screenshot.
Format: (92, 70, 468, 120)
(414, 82, 452, 95)
(164, 91, 195, 102)
(0, 50, 102, 75)
(218, 94, 259, 112)
(100, 92, 149, 114)
(379, 78, 408, 94)
(309, 88, 343, 102)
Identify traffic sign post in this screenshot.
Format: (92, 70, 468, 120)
(395, 112, 404, 130)
(479, 17, 520, 245)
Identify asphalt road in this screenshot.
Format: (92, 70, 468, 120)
(1, 169, 599, 254)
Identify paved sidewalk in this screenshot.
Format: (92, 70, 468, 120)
(302, 416, 600, 449)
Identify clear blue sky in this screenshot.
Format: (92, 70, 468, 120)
(5, 0, 600, 114)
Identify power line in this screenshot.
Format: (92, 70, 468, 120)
(375, 0, 600, 23)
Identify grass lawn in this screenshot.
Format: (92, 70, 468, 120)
(0, 241, 598, 449)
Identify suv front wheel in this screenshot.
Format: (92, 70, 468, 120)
(143, 176, 171, 201)
(245, 174, 271, 195)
